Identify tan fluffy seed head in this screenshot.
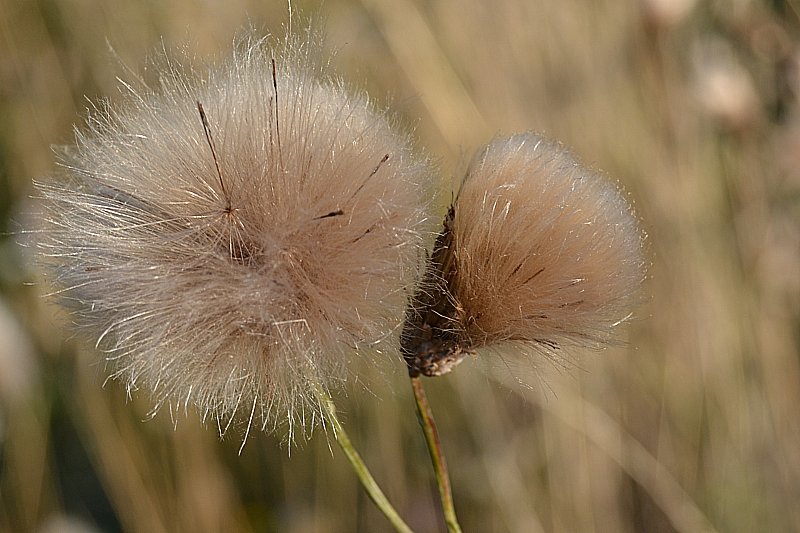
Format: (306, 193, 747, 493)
(451, 133, 645, 355)
(36, 33, 434, 440)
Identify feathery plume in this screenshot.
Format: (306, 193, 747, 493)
(36, 32, 434, 440)
(402, 133, 645, 377)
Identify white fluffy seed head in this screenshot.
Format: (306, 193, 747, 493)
(453, 133, 645, 351)
(402, 132, 645, 377)
(36, 33, 434, 440)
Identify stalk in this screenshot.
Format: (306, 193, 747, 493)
(314, 384, 415, 533)
(410, 376, 463, 533)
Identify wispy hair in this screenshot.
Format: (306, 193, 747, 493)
(403, 133, 646, 377)
(37, 31, 434, 441)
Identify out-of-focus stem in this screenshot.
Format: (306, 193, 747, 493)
(315, 384, 415, 533)
(410, 376, 463, 533)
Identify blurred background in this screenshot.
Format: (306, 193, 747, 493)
(2, 0, 800, 531)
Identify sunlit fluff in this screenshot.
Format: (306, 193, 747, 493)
(36, 34, 434, 440)
(403, 133, 645, 377)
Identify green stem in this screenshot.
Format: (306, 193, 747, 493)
(410, 376, 463, 533)
(315, 384, 415, 533)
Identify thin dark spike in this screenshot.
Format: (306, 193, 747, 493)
(534, 338, 560, 351)
(370, 154, 390, 179)
(313, 209, 345, 221)
(350, 153, 390, 201)
(197, 101, 228, 202)
(271, 57, 284, 171)
(351, 226, 373, 243)
(267, 97, 275, 164)
(522, 267, 545, 285)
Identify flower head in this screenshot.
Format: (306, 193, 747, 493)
(37, 33, 434, 439)
(402, 133, 645, 377)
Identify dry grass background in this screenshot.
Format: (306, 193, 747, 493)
(1, 0, 800, 532)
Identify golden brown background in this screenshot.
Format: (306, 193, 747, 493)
(2, 0, 799, 531)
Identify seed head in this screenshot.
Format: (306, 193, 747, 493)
(403, 133, 646, 377)
(36, 33, 434, 440)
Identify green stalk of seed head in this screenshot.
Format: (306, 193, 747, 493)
(313, 382, 415, 533)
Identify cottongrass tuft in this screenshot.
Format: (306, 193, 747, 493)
(403, 133, 646, 377)
(36, 32, 434, 441)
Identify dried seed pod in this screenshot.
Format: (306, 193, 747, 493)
(403, 133, 645, 377)
(36, 33, 434, 440)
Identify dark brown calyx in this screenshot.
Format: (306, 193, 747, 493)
(401, 205, 472, 377)
(403, 328, 470, 377)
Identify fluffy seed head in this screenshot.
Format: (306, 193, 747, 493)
(403, 133, 645, 376)
(36, 33, 434, 439)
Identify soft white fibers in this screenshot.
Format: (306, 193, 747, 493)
(37, 35, 434, 439)
(452, 133, 645, 352)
